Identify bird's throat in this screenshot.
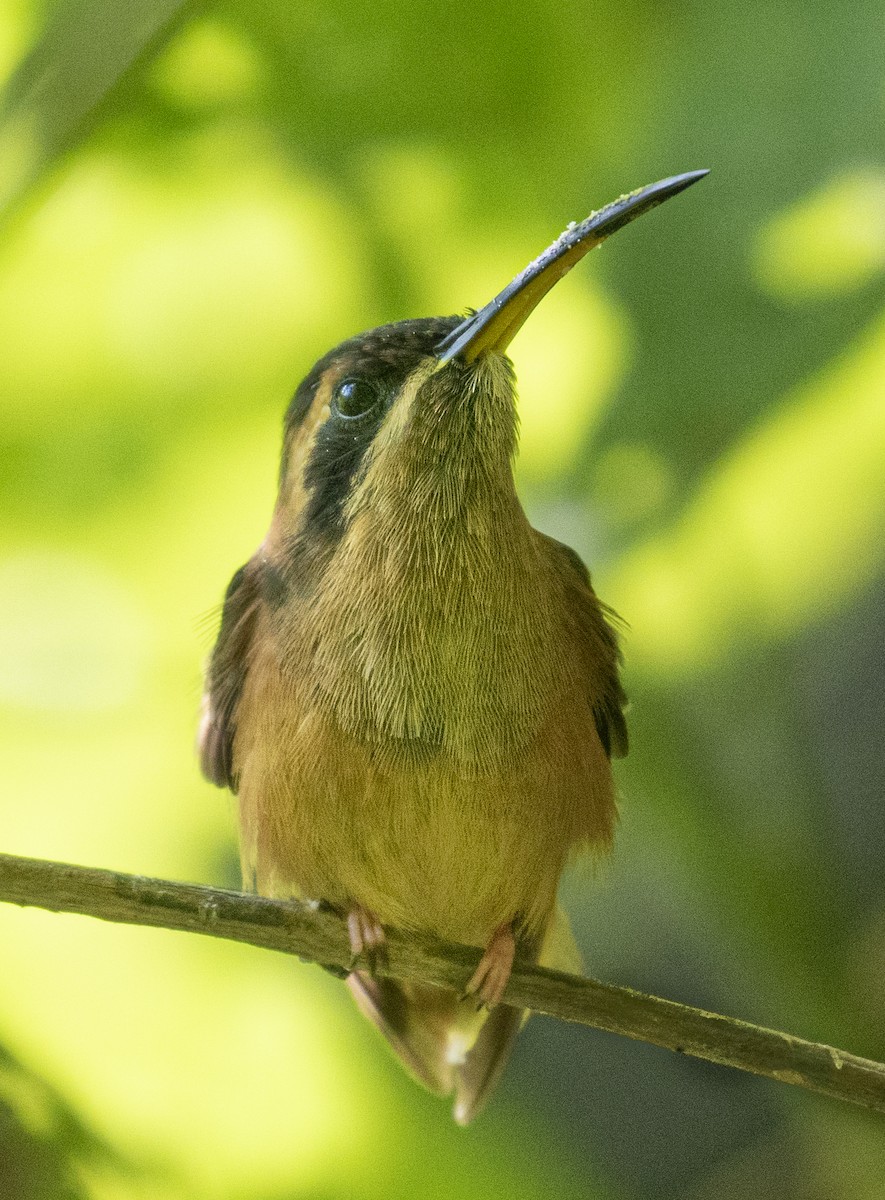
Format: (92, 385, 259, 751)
(302, 360, 566, 766)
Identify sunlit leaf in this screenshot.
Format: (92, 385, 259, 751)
(0, 551, 151, 712)
(609, 308, 885, 672)
(149, 17, 262, 110)
(754, 168, 885, 300)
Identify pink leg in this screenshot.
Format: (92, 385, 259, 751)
(346, 905, 386, 974)
(464, 922, 516, 1008)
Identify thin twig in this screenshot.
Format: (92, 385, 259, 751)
(0, 851, 882, 1115)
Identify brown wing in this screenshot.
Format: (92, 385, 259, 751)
(539, 534, 628, 759)
(199, 560, 261, 791)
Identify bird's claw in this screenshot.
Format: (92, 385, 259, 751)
(463, 922, 516, 1009)
(346, 905, 387, 975)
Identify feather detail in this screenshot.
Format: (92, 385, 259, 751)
(539, 535, 628, 759)
(199, 561, 261, 791)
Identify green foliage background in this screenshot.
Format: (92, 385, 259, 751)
(0, 0, 883, 1196)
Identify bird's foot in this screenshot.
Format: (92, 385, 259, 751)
(346, 905, 387, 975)
(464, 922, 516, 1009)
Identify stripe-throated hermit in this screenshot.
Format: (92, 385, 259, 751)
(200, 169, 708, 1122)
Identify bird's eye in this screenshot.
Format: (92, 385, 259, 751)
(332, 377, 378, 420)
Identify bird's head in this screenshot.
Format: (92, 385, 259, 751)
(268, 170, 708, 579)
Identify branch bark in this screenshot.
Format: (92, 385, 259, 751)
(1, 851, 883, 1116)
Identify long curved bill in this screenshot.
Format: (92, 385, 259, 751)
(436, 169, 709, 363)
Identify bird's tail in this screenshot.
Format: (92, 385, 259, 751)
(347, 905, 582, 1123)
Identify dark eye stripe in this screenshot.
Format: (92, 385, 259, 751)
(301, 390, 386, 540)
(284, 316, 464, 548)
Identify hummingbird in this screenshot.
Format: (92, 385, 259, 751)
(199, 169, 708, 1122)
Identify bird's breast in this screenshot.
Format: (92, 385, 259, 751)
(287, 505, 583, 771)
(236, 504, 617, 941)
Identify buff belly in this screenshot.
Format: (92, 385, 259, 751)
(235, 661, 616, 949)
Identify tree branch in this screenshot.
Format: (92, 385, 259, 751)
(0, 851, 882, 1116)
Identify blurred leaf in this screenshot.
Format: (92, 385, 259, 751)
(149, 17, 262, 110)
(753, 168, 885, 300)
(0, 0, 191, 219)
(0, 1040, 130, 1200)
(608, 308, 885, 673)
